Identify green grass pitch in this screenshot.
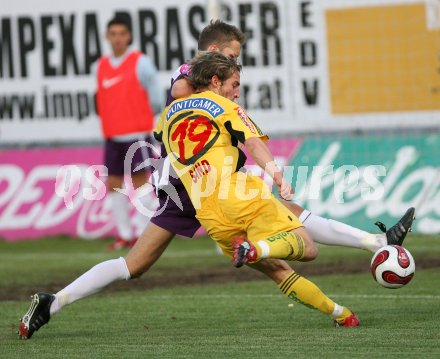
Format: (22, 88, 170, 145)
(1, 234, 440, 358)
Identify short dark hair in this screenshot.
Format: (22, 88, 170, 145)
(106, 16, 132, 33)
(189, 52, 242, 90)
(198, 20, 246, 51)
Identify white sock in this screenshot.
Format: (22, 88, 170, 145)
(50, 257, 130, 316)
(108, 191, 133, 240)
(299, 210, 385, 252)
(331, 303, 344, 319)
(132, 191, 159, 237)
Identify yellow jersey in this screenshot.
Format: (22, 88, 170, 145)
(155, 90, 267, 209)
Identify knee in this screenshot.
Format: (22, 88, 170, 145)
(303, 242, 318, 261)
(107, 176, 122, 191)
(131, 173, 147, 189)
(297, 229, 318, 261)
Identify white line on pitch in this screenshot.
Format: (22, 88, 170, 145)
(328, 294, 440, 299)
(142, 293, 440, 300)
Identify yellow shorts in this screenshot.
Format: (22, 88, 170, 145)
(195, 172, 303, 258)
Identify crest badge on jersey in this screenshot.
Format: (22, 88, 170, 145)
(235, 106, 256, 134)
(180, 64, 191, 76)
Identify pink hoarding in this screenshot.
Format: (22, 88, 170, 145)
(0, 147, 111, 241)
(0, 139, 301, 241)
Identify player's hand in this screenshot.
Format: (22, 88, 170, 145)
(278, 178, 294, 201)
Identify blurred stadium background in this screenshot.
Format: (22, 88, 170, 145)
(1, 0, 439, 241)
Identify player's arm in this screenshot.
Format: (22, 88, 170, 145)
(224, 106, 293, 200)
(244, 137, 293, 201)
(170, 78, 194, 99)
(137, 55, 163, 114)
(168, 64, 193, 100)
(91, 60, 99, 115)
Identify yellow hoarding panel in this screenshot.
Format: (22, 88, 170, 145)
(327, 3, 440, 113)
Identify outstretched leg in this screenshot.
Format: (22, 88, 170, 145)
(282, 201, 415, 253)
(18, 222, 175, 339)
(247, 259, 359, 327)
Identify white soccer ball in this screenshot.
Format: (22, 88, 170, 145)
(370, 245, 415, 289)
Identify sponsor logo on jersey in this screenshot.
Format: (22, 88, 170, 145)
(166, 98, 224, 120)
(102, 75, 123, 89)
(179, 64, 191, 76)
(235, 106, 256, 134)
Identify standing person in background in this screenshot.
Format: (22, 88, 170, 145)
(96, 16, 163, 250)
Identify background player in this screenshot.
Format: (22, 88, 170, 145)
(96, 16, 162, 250)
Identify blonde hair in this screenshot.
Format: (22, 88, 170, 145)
(189, 52, 242, 91)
